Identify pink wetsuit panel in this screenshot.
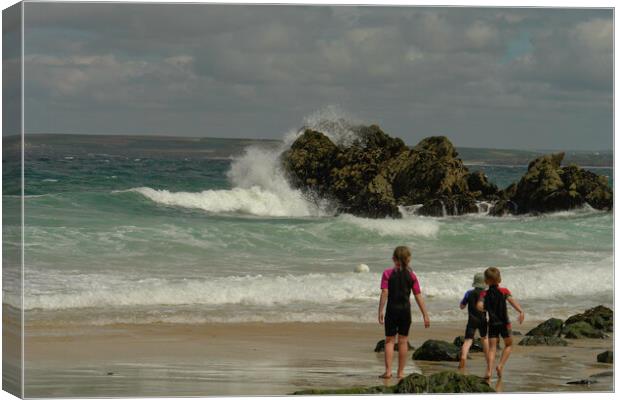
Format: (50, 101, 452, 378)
(380, 268, 421, 295)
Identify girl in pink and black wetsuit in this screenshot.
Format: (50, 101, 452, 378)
(378, 246, 430, 380)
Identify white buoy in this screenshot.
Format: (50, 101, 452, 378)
(354, 263, 370, 273)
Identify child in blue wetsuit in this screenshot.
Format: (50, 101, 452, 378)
(378, 246, 430, 380)
(458, 273, 488, 371)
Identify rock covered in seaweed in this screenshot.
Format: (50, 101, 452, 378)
(282, 128, 487, 218)
(525, 318, 564, 337)
(281, 123, 612, 218)
(412, 340, 461, 361)
(564, 305, 613, 333)
(292, 372, 494, 394)
(281, 129, 339, 198)
(492, 152, 613, 215)
(562, 321, 608, 339)
(467, 171, 500, 200)
(518, 336, 568, 346)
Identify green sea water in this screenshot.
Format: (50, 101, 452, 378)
(3, 132, 613, 326)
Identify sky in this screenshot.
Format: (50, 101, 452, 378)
(16, 3, 614, 150)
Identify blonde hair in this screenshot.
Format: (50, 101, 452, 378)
(392, 246, 412, 271)
(484, 267, 502, 285)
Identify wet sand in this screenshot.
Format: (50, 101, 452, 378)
(21, 318, 613, 397)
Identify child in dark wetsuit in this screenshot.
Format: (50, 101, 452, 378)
(378, 246, 430, 380)
(476, 267, 525, 379)
(458, 273, 488, 370)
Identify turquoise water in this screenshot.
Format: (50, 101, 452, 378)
(9, 133, 613, 325)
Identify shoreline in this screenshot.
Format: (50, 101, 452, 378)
(22, 319, 613, 396)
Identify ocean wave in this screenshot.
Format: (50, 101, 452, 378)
(128, 186, 325, 218)
(127, 141, 336, 217)
(23, 257, 612, 311)
(338, 214, 440, 238)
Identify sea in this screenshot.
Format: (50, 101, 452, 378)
(3, 124, 614, 328)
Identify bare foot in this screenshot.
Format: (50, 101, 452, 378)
(496, 365, 504, 378)
(483, 371, 492, 380)
(379, 373, 392, 379)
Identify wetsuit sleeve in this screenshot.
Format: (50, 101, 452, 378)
(501, 287, 512, 298)
(410, 271, 421, 295)
(460, 290, 470, 306)
(380, 269, 390, 290)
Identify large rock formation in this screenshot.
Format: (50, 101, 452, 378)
(281, 124, 612, 218)
(282, 126, 491, 218)
(492, 153, 613, 215)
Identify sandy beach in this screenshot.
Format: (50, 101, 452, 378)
(22, 317, 613, 397)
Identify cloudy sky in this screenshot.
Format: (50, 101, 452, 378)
(21, 3, 612, 150)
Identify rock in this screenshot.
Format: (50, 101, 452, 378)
(393, 137, 472, 214)
(427, 371, 494, 393)
(418, 194, 479, 217)
(564, 306, 613, 333)
(562, 321, 608, 339)
(281, 126, 613, 218)
(293, 386, 394, 395)
(354, 263, 369, 273)
(374, 339, 414, 352)
(489, 199, 518, 216)
(396, 372, 494, 393)
(560, 165, 613, 210)
(518, 336, 568, 346)
(597, 350, 613, 364)
(467, 171, 500, 200)
(293, 372, 494, 394)
(510, 152, 579, 214)
(394, 373, 428, 393)
(525, 318, 564, 337)
(566, 379, 597, 385)
(281, 129, 339, 197)
(509, 153, 613, 214)
(412, 340, 461, 361)
(327, 126, 407, 218)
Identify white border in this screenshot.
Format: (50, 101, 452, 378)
(0, 1, 616, 400)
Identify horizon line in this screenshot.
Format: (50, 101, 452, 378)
(4, 132, 614, 153)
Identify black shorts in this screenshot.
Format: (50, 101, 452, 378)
(464, 321, 488, 339)
(488, 323, 511, 339)
(385, 306, 411, 337)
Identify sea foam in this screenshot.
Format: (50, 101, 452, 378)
(23, 256, 612, 312)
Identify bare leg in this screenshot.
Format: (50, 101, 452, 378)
(397, 335, 408, 379)
(481, 336, 489, 357)
(458, 338, 473, 371)
(496, 337, 513, 378)
(485, 338, 497, 380)
(381, 336, 395, 378)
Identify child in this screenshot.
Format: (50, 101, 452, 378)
(458, 272, 488, 371)
(378, 246, 430, 380)
(476, 267, 525, 379)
